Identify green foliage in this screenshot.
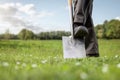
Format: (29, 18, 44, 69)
(0, 29, 18, 40)
(95, 24, 104, 38)
(4, 29, 11, 39)
(105, 20, 120, 39)
(18, 29, 35, 40)
(37, 31, 70, 40)
(0, 34, 4, 39)
(95, 19, 120, 39)
(0, 40, 120, 80)
(0, 29, 70, 40)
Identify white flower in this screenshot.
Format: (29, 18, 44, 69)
(2, 62, 9, 67)
(54, 57, 57, 59)
(32, 64, 37, 68)
(102, 64, 109, 73)
(104, 56, 107, 58)
(15, 65, 19, 70)
(80, 72, 88, 79)
(16, 61, 20, 65)
(30, 55, 32, 57)
(117, 63, 120, 68)
(115, 55, 119, 58)
(22, 63, 26, 67)
(41, 60, 47, 64)
(75, 62, 81, 66)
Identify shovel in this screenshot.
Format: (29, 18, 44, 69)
(62, 0, 86, 59)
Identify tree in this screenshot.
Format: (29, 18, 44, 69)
(95, 19, 120, 39)
(95, 24, 104, 38)
(37, 31, 70, 40)
(18, 29, 35, 40)
(4, 29, 11, 40)
(105, 19, 120, 39)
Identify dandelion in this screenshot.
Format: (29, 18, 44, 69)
(117, 63, 120, 68)
(41, 60, 47, 64)
(80, 72, 88, 79)
(102, 64, 109, 73)
(32, 64, 37, 68)
(2, 62, 9, 67)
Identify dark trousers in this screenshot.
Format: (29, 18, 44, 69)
(74, 0, 99, 56)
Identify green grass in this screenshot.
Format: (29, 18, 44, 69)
(0, 39, 120, 80)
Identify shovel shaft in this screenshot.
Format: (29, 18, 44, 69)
(68, 0, 74, 37)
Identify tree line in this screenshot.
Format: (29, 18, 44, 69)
(95, 19, 120, 39)
(0, 19, 120, 40)
(0, 29, 70, 40)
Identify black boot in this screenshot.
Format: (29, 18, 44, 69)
(74, 24, 88, 39)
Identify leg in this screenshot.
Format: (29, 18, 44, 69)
(74, 0, 91, 25)
(73, 0, 90, 38)
(85, 15, 99, 57)
(73, 0, 99, 57)
(84, 0, 99, 57)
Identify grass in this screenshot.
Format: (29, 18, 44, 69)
(0, 39, 120, 80)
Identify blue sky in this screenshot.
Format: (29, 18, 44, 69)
(0, 0, 120, 34)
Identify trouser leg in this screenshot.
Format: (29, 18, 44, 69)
(73, 0, 99, 56)
(85, 15, 99, 56)
(74, 0, 91, 24)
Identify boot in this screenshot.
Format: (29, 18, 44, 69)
(74, 24, 88, 39)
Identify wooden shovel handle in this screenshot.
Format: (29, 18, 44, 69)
(68, 0, 72, 6)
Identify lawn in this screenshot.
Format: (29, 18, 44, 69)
(0, 39, 120, 80)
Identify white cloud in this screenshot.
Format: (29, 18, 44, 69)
(115, 17, 120, 20)
(18, 3, 36, 16)
(37, 11, 54, 18)
(0, 3, 17, 16)
(0, 3, 54, 33)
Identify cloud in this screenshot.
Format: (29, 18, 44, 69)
(115, 17, 120, 20)
(0, 3, 54, 33)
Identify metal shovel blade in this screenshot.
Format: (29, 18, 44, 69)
(62, 36, 86, 59)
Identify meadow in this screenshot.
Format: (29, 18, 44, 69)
(0, 39, 120, 80)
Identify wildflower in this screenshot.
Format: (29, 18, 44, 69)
(117, 63, 120, 68)
(41, 60, 47, 64)
(22, 63, 26, 67)
(104, 56, 107, 58)
(32, 64, 37, 68)
(30, 55, 32, 57)
(80, 72, 88, 79)
(102, 64, 109, 73)
(115, 55, 119, 58)
(2, 62, 9, 67)
(16, 61, 20, 65)
(54, 57, 57, 59)
(15, 65, 19, 70)
(75, 62, 81, 66)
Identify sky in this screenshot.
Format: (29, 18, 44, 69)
(0, 0, 120, 34)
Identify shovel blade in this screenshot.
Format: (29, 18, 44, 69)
(62, 36, 86, 59)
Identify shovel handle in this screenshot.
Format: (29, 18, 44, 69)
(68, 0, 74, 37)
(68, 0, 72, 6)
